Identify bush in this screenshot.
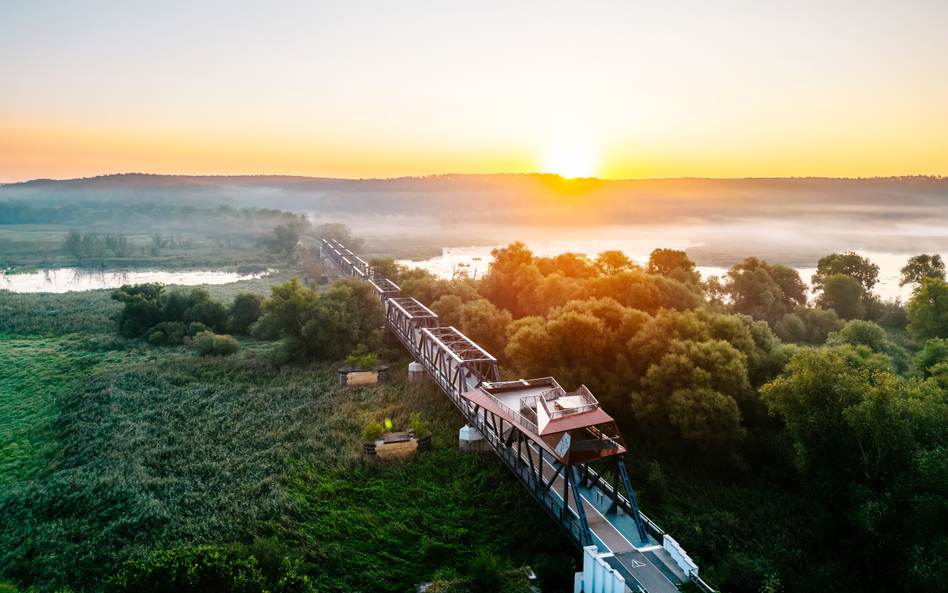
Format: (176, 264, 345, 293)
(193, 331, 240, 357)
(230, 292, 265, 335)
(410, 412, 429, 437)
(102, 546, 315, 593)
(104, 547, 267, 593)
(468, 551, 503, 593)
(362, 422, 384, 442)
(344, 353, 379, 369)
(187, 322, 211, 337)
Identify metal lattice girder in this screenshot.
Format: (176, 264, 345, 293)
(386, 298, 439, 347)
(417, 326, 500, 399)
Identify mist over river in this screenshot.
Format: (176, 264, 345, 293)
(397, 235, 924, 304)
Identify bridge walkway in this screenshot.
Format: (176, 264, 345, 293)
(319, 238, 706, 593)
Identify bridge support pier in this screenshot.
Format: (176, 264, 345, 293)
(408, 361, 428, 382)
(459, 425, 489, 453)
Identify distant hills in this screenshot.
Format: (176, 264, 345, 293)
(3, 173, 947, 227)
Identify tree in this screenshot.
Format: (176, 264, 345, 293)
(907, 277, 948, 342)
(229, 292, 264, 335)
(760, 346, 948, 590)
(535, 252, 598, 279)
(251, 277, 318, 346)
(646, 248, 696, 277)
(162, 287, 229, 333)
(913, 338, 948, 378)
(594, 250, 636, 275)
(817, 274, 867, 320)
(253, 277, 384, 359)
(111, 283, 165, 338)
(479, 241, 534, 317)
(458, 298, 513, 359)
(631, 339, 748, 447)
(368, 256, 401, 280)
(825, 319, 909, 373)
(900, 254, 946, 294)
(812, 251, 880, 294)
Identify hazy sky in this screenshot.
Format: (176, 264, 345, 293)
(2, 0, 947, 182)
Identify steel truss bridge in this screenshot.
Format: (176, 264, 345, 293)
(321, 239, 711, 593)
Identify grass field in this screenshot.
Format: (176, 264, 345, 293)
(0, 294, 578, 593)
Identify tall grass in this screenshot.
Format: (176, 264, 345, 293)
(0, 290, 119, 336)
(0, 349, 575, 593)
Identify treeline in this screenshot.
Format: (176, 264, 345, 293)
(100, 241, 948, 592)
(111, 284, 259, 355)
(363, 243, 947, 592)
(0, 199, 309, 227)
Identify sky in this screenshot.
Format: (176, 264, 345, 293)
(2, 0, 947, 182)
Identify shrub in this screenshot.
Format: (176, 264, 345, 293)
(362, 422, 384, 442)
(230, 292, 265, 335)
(104, 547, 268, 593)
(193, 331, 240, 357)
(468, 551, 503, 592)
(148, 331, 166, 345)
(188, 322, 211, 337)
(344, 353, 379, 369)
(410, 412, 429, 437)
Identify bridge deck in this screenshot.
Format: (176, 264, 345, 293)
(320, 238, 699, 592)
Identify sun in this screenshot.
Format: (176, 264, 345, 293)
(543, 143, 598, 178)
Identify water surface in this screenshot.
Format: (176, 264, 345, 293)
(2, 268, 271, 294)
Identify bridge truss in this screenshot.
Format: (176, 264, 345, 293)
(320, 239, 709, 593)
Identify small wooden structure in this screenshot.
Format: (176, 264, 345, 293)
(338, 365, 389, 387)
(362, 430, 433, 458)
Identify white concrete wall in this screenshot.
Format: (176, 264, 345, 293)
(663, 535, 699, 577)
(575, 546, 626, 593)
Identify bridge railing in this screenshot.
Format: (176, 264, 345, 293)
(469, 405, 593, 549)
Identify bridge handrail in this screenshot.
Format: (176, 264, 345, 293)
(485, 392, 540, 435)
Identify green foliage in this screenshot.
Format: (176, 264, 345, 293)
(163, 287, 229, 333)
(410, 412, 429, 437)
(816, 273, 867, 320)
(788, 306, 844, 344)
(646, 460, 668, 503)
(900, 254, 945, 292)
(647, 248, 696, 277)
(252, 277, 384, 360)
(111, 284, 234, 341)
(193, 331, 240, 356)
(760, 345, 948, 590)
(368, 256, 401, 280)
(812, 251, 880, 294)
(111, 283, 165, 338)
(468, 551, 503, 592)
(344, 352, 379, 369)
(914, 338, 948, 378)
(725, 257, 807, 325)
(907, 277, 948, 342)
(825, 320, 910, 373)
(104, 547, 268, 593)
(362, 422, 384, 442)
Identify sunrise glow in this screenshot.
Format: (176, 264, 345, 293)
(1, 2, 947, 182)
(543, 143, 598, 179)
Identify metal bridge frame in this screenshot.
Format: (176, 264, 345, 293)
(317, 239, 711, 592)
